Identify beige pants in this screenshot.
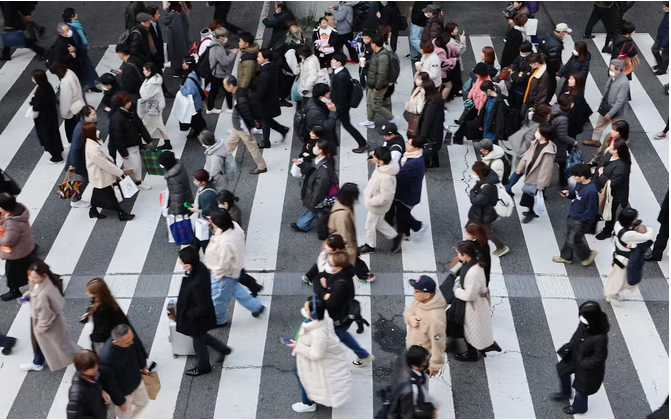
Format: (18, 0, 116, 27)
(113, 379, 149, 419)
(121, 146, 143, 183)
(226, 128, 267, 170)
(365, 211, 398, 248)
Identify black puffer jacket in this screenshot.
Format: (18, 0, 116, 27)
(305, 97, 338, 155)
(595, 152, 630, 207)
(539, 32, 564, 72)
(66, 372, 107, 419)
(549, 104, 575, 163)
(233, 87, 257, 129)
(109, 108, 152, 158)
(604, 2, 635, 34)
(127, 25, 152, 64)
(313, 263, 357, 325)
(610, 34, 638, 61)
(418, 95, 445, 148)
(251, 64, 281, 119)
(421, 14, 443, 43)
(162, 160, 194, 215)
(468, 169, 500, 224)
(300, 157, 336, 210)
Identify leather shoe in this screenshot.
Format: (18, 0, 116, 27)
(454, 351, 479, 362)
(258, 143, 271, 149)
(249, 167, 267, 174)
(595, 230, 611, 240)
(583, 140, 601, 147)
(583, 33, 595, 39)
(352, 144, 370, 154)
(214, 347, 232, 363)
(252, 306, 265, 318)
(563, 406, 585, 415)
(0, 289, 21, 302)
(185, 367, 212, 377)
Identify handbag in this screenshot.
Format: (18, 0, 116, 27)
(598, 180, 613, 221)
(224, 154, 238, 184)
(141, 149, 164, 176)
(146, 100, 161, 116)
(141, 371, 161, 400)
(291, 78, 302, 102)
(406, 113, 420, 137)
(315, 177, 339, 209)
(168, 214, 194, 245)
(25, 106, 39, 119)
(112, 184, 124, 203)
(69, 99, 86, 116)
(1, 31, 25, 47)
(57, 167, 82, 200)
(597, 80, 611, 116)
(118, 176, 139, 199)
(290, 162, 302, 178)
(556, 342, 572, 360)
(521, 183, 537, 196)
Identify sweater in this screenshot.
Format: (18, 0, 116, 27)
(204, 222, 246, 279)
(567, 181, 599, 223)
(98, 338, 147, 406)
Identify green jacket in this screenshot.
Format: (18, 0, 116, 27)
(237, 42, 260, 89)
(367, 49, 390, 91)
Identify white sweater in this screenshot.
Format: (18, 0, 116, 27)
(204, 222, 247, 279)
(418, 52, 442, 88)
(59, 69, 84, 119)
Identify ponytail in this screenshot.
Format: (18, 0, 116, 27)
(27, 260, 63, 291)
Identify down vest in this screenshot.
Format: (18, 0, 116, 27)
(164, 162, 193, 216)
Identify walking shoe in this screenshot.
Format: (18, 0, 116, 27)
(117, 211, 135, 221)
(291, 223, 308, 233)
(280, 126, 290, 142)
(302, 275, 312, 286)
(258, 142, 271, 149)
(581, 250, 597, 266)
(391, 233, 405, 253)
(654, 131, 667, 139)
(1, 336, 16, 355)
(412, 223, 428, 239)
(492, 246, 510, 258)
(47, 158, 64, 165)
(358, 244, 376, 254)
(454, 351, 479, 362)
(563, 406, 586, 415)
(0, 289, 21, 301)
(185, 367, 212, 376)
(552, 392, 571, 400)
(352, 354, 375, 367)
(214, 347, 232, 363)
(19, 362, 44, 372)
(358, 274, 376, 283)
(249, 167, 267, 174)
(583, 33, 595, 39)
(251, 285, 263, 298)
(70, 200, 90, 209)
(292, 402, 316, 413)
(359, 120, 375, 128)
(279, 99, 293, 107)
(352, 144, 370, 154)
(157, 140, 173, 150)
(136, 183, 152, 191)
(654, 69, 667, 75)
(583, 140, 601, 147)
(522, 212, 538, 224)
(252, 305, 265, 318)
(552, 256, 572, 264)
(206, 108, 223, 114)
(595, 230, 611, 240)
(645, 250, 663, 261)
(89, 208, 106, 219)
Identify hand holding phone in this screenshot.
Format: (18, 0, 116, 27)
(18, 296, 30, 303)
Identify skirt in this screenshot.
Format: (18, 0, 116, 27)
(142, 114, 167, 139)
(91, 186, 122, 212)
(5, 251, 35, 289)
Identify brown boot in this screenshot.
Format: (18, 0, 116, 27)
(583, 140, 601, 147)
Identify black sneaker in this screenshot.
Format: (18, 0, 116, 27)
(279, 99, 293, 108)
(280, 126, 290, 142)
(1, 336, 16, 355)
(0, 289, 21, 302)
(214, 347, 232, 363)
(583, 33, 595, 39)
(595, 230, 612, 240)
(252, 305, 265, 318)
(358, 244, 376, 254)
(391, 234, 405, 253)
(185, 367, 212, 377)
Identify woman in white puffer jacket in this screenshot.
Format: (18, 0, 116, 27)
(138, 63, 172, 150)
(416, 40, 442, 88)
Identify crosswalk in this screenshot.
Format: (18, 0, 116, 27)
(0, 33, 668, 419)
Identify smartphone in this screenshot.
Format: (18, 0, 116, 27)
(148, 361, 157, 372)
(281, 338, 293, 345)
(18, 296, 29, 303)
(319, 97, 330, 104)
(184, 202, 193, 209)
(110, 68, 119, 74)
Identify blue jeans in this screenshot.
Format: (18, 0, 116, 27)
(505, 171, 523, 193)
(335, 323, 369, 359)
(297, 209, 319, 231)
(294, 365, 312, 405)
(211, 275, 263, 324)
(560, 374, 588, 413)
(409, 24, 423, 58)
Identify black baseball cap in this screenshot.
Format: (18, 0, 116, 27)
(376, 122, 398, 136)
(409, 275, 436, 293)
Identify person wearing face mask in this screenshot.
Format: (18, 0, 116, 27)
(66, 106, 98, 210)
(516, 123, 557, 224)
(501, 14, 528, 68)
(477, 81, 509, 144)
(539, 23, 571, 103)
(49, 61, 85, 146)
(610, 21, 639, 78)
(190, 169, 218, 219)
(305, 83, 339, 155)
(330, 53, 370, 154)
(262, 1, 295, 51)
(553, 301, 609, 415)
(420, 5, 442, 44)
(285, 296, 352, 413)
(66, 350, 111, 419)
(445, 22, 467, 100)
(52, 22, 83, 80)
(469, 161, 509, 257)
(197, 130, 233, 190)
(583, 59, 629, 148)
(206, 27, 236, 114)
(158, 151, 193, 217)
(29, 69, 64, 164)
(521, 53, 549, 119)
(115, 43, 144, 102)
(0, 195, 37, 302)
(405, 72, 429, 126)
(138, 62, 172, 150)
(63, 8, 101, 92)
(252, 49, 290, 149)
(593, 138, 632, 240)
(312, 16, 338, 69)
(549, 94, 578, 188)
(404, 275, 446, 372)
(100, 73, 120, 117)
(556, 41, 590, 95)
(180, 56, 208, 138)
(387, 345, 437, 419)
(508, 41, 533, 111)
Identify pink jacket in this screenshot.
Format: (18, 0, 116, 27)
(0, 204, 35, 260)
(432, 40, 461, 78)
(469, 75, 491, 111)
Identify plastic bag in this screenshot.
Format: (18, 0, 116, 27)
(533, 190, 545, 216)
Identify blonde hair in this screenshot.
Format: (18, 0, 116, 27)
(288, 25, 302, 37)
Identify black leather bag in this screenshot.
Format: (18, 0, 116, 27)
(597, 98, 610, 117)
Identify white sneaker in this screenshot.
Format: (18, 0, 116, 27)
(352, 354, 375, 367)
(137, 183, 152, 191)
(206, 108, 222, 114)
(292, 402, 316, 413)
(443, 122, 452, 132)
(226, 108, 234, 114)
(46, 159, 64, 165)
(20, 362, 44, 372)
(654, 131, 667, 139)
(70, 200, 90, 209)
(359, 120, 375, 128)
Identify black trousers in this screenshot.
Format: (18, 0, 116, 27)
(239, 270, 263, 295)
(652, 40, 669, 72)
(395, 201, 421, 236)
(584, 4, 608, 36)
(338, 110, 367, 147)
(261, 117, 286, 146)
(206, 75, 232, 110)
(192, 333, 230, 371)
(190, 111, 207, 136)
(64, 117, 78, 144)
(651, 217, 669, 258)
(546, 66, 558, 104)
(557, 161, 568, 187)
(560, 217, 592, 262)
(336, 32, 358, 62)
(154, 61, 171, 94)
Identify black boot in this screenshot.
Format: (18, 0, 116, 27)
(479, 341, 502, 357)
(158, 140, 173, 150)
(118, 211, 135, 221)
(89, 208, 106, 219)
(454, 342, 479, 362)
(0, 289, 21, 301)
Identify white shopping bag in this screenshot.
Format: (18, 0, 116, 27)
(533, 191, 545, 216)
(167, 214, 175, 243)
(194, 218, 211, 241)
(172, 91, 196, 124)
(525, 18, 538, 37)
(290, 162, 302, 179)
(159, 188, 169, 217)
(118, 176, 139, 199)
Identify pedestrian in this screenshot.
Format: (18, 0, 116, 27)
(66, 350, 110, 419)
(21, 260, 80, 372)
(284, 296, 352, 413)
(262, 1, 295, 51)
(161, 1, 190, 78)
(158, 151, 193, 216)
(593, 138, 631, 239)
(146, 6, 173, 97)
(516, 123, 557, 223)
(556, 41, 590, 95)
(420, 4, 442, 43)
(252, 49, 290, 148)
(109, 91, 154, 191)
(0, 2, 45, 61)
(407, 2, 430, 59)
(330, 52, 370, 154)
(29, 69, 64, 164)
(204, 208, 265, 325)
(237, 32, 260, 89)
(553, 163, 599, 266)
(651, 2, 669, 75)
(357, 31, 374, 88)
(404, 275, 446, 373)
(302, 234, 349, 285)
(583, 2, 610, 39)
(62, 8, 100, 92)
(196, 131, 231, 192)
(139, 62, 172, 150)
(565, 72, 592, 139)
(476, 80, 508, 145)
(125, 1, 146, 31)
(602, 1, 635, 53)
(589, 119, 630, 167)
(312, 16, 337, 69)
(83, 122, 136, 221)
(405, 72, 428, 131)
(359, 146, 401, 255)
(66, 106, 97, 209)
(360, 34, 398, 128)
(475, 138, 507, 184)
(174, 246, 231, 376)
(378, 2, 403, 53)
(610, 21, 639, 77)
(115, 44, 144, 101)
(417, 80, 444, 168)
(52, 23, 83, 81)
(550, 94, 578, 188)
(206, 1, 241, 35)
(206, 27, 236, 114)
(291, 139, 337, 233)
(100, 73, 120, 116)
(522, 53, 549, 120)
(646, 191, 668, 262)
(445, 22, 467, 100)
(469, 161, 509, 256)
(49, 61, 85, 145)
(501, 14, 528, 68)
(470, 47, 498, 84)
(329, 2, 359, 61)
(278, 25, 304, 107)
(433, 32, 463, 102)
(0, 333, 17, 355)
(467, 62, 492, 114)
(465, 221, 492, 286)
(190, 169, 218, 218)
(416, 40, 441, 88)
(297, 44, 321, 106)
(539, 23, 570, 103)
(387, 345, 436, 419)
(180, 56, 207, 137)
(508, 41, 534, 111)
(0, 195, 36, 301)
(553, 301, 609, 415)
(98, 324, 150, 419)
(305, 83, 339, 154)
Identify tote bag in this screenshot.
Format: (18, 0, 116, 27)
(172, 91, 196, 124)
(167, 214, 194, 245)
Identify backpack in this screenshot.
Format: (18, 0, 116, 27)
(493, 183, 514, 218)
(351, 2, 370, 32)
(293, 108, 310, 143)
(118, 27, 141, 46)
(383, 50, 401, 84)
(197, 44, 215, 79)
(350, 79, 364, 108)
(496, 153, 512, 185)
(375, 382, 412, 419)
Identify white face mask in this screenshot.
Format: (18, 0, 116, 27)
(572, 50, 579, 56)
(424, 13, 431, 18)
(324, 263, 334, 274)
(331, 63, 339, 70)
(101, 86, 110, 91)
(64, 30, 73, 38)
(609, 70, 616, 77)
(415, 80, 422, 87)
(579, 315, 589, 325)
(472, 173, 480, 181)
(301, 307, 311, 319)
(312, 146, 320, 155)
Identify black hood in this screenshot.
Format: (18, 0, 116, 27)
(579, 301, 610, 335)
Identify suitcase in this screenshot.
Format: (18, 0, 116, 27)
(168, 320, 196, 358)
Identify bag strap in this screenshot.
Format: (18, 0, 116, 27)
(62, 167, 73, 183)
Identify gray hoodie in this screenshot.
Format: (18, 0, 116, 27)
(204, 139, 230, 191)
(332, 2, 359, 34)
(208, 38, 236, 79)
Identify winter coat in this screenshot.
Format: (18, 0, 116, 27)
(421, 14, 443, 43)
(605, 221, 654, 296)
(0, 2, 36, 31)
(30, 279, 80, 371)
(550, 104, 575, 163)
(482, 145, 506, 181)
(52, 36, 82, 79)
(204, 222, 246, 279)
(501, 26, 525, 68)
(164, 161, 193, 215)
(305, 97, 338, 153)
(298, 54, 320, 97)
(85, 139, 124, 189)
(656, 11, 669, 48)
(203, 139, 230, 192)
(539, 32, 564, 72)
(294, 314, 353, 408)
(300, 157, 337, 210)
(468, 169, 500, 224)
(557, 54, 591, 81)
(367, 49, 391, 90)
(180, 72, 203, 111)
(327, 201, 357, 266)
(195, 183, 218, 218)
(119, 57, 144, 96)
(595, 153, 630, 207)
(160, 8, 190, 71)
(127, 25, 151, 64)
(59, 69, 85, 119)
(251, 63, 281, 119)
(477, 94, 508, 142)
(176, 261, 217, 337)
(65, 120, 87, 178)
(379, 2, 404, 33)
(517, 140, 557, 190)
(395, 151, 425, 207)
(98, 337, 147, 406)
(405, 87, 425, 115)
(419, 51, 441, 87)
(89, 299, 130, 345)
(66, 372, 107, 419)
(509, 122, 539, 161)
(364, 161, 399, 215)
(138, 74, 166, 119)
(233, 87, 257, 130)
(313, 263, 357, 323)
(125, 1, 146, 30)
(149, 19, 165, 65)
(403, 290, 447, 372)
(524, 64, 549, 108)
(332, 2, 356, 34)
(604, 2, 635, 34)
(330, 67, 353, 112)
(611, 34, 638, 63)
(387, 353, 431, 419)
(237, 42, 260, 89)
(567, 90, 592, 138)
(418, 95, 445, 146)
(0, 203, 34, 261)
(432, 39, 460, 78)
(454, 263, 493, 350)
(556, 319, 609, 396)
(602, 70, 630, 118)
(109, 108, 152, 158)
(31, 84, 63, 158)
(208, 38, 236, 79)
(510, 54, 533, 98)
(262, 8, 296, 50)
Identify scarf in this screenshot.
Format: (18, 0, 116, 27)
(67, 20, 88, 46)
(468, 76, 490, 111)
(401, 149, 423, 166)
(523, 68, 539, 104)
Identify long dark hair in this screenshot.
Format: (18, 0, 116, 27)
(456, 240, 486, 267)
(86, 278, 120, 314)
(465, 222, 487, 247)
(337, 182, 359, 210)
(422, 79, 440, 99)
(611, 120, 630, 143)
(62, 7, 76, 23)
(31, 69, 53, 92)
(568, 72, 586, 98)
(611, 138, 631, 168)
(27, 260, 62, 289)
(574, 41, 590, 63)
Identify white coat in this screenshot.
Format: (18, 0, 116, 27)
(84, 138, 124, 189)
(59, 69, 84, 119)
(204, 221, 246, 279)
(294, 314, 352, 407)
(138, 74, 166, 119)
(298, 55, 320, 98)
(481, 145, 506, 182)
(363, 161, 399, 214)
(418, 51, 442, 88)
(454, 263, 494, 350)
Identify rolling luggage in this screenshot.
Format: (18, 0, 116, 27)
(168, 321, 196, 358)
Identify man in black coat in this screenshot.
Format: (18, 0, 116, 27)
(261, 2, 295, 51)
(646, 191, 669, 261)
(175, 246, 231, 377)
(252, 49, 289, 148)
(330, 52, 369, 154)
(125, 1, 146, 31)
(0, 1, 45, 60)
(305, 83, 339, 155)
(126, 12, 152, 65)
(115, 43, 144, 100)
(539, 23, 571, 103)
(53, 23, 82, 79)
(146, 6, 173, 97)
(388, 345, 433, 419)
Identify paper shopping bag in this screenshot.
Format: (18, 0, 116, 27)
(172, 91, 196, 124)
(118, 176, 139, 199)
(194, 218, 211, 241)
(142, 371, 161, 400)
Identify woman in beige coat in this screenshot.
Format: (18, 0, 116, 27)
(453, 241, 500, 362)
(20, 261, 80, 372)
(516, 123, 557, 224)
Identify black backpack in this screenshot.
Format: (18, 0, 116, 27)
(197, 44, 215, 79)
(498, 153, 512, 185)
(293, 108, 310, 144)
(351, 2, 370, 32)
(350, 79, 364, 108)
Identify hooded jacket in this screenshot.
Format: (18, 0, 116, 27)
(332, 2, 357, 34)
(468, 169, 500, 224)
(208, 38, 236, 79)
(237, 42, 260, 89)
(517, 139, 557, 190)
(204, 222, 246, 279)
(481, 145, 506, 181)
(550, 104, 575, 163)
(66, 372, 107, 419)
(138, 74, 165, 119)
(364, 161, 400, 215)
(0, 203, 34, 260)
(403, 289, 447, 372)
(421, 14, 443, 43)
(204, 140, 230, 192)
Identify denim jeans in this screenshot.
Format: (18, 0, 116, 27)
(211, 275, 263, 324)
(294, 365, 312, 405)
(334, 323, 369, 359)
(559, 374, 588, 413)
(409, 24, 423, 58)
(297, 209, 320, 231)
(505, 171, 523, 193)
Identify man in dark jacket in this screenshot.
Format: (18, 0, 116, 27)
(361, 34, 395, 127)
(646, 190, 669, 261)
(262, 1, 295, 51)
(145, 6, 173, 97)
(420, 4, 442, 44)
(539, 23, 570, 103)
(125, 1, 146, 30)
(409, 1, 430, 59)
(305, 83, 339, 154)
(554, 163, 598, 266)
(67, 350, 108, 420)
(388, 345, 433, 419)
(469, 161, 509, 257)
(330, 52, 369, 153)
(292, 141, 337, 232)
(253, 49, 289, 148)
(53, 23, 82, 79)
(0, 1, 45, 60)
(652, 2, 669, 75)
(115, 43, 144, 100)
(126, 12, 152, 65)
(66, 106, 97, 209)
(509, 42, 534, 110)
(175, 246, 231, 377)
(602, 1, 635, 53)
(98, 324, 149, 419)
(110, 93, 153, 171)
